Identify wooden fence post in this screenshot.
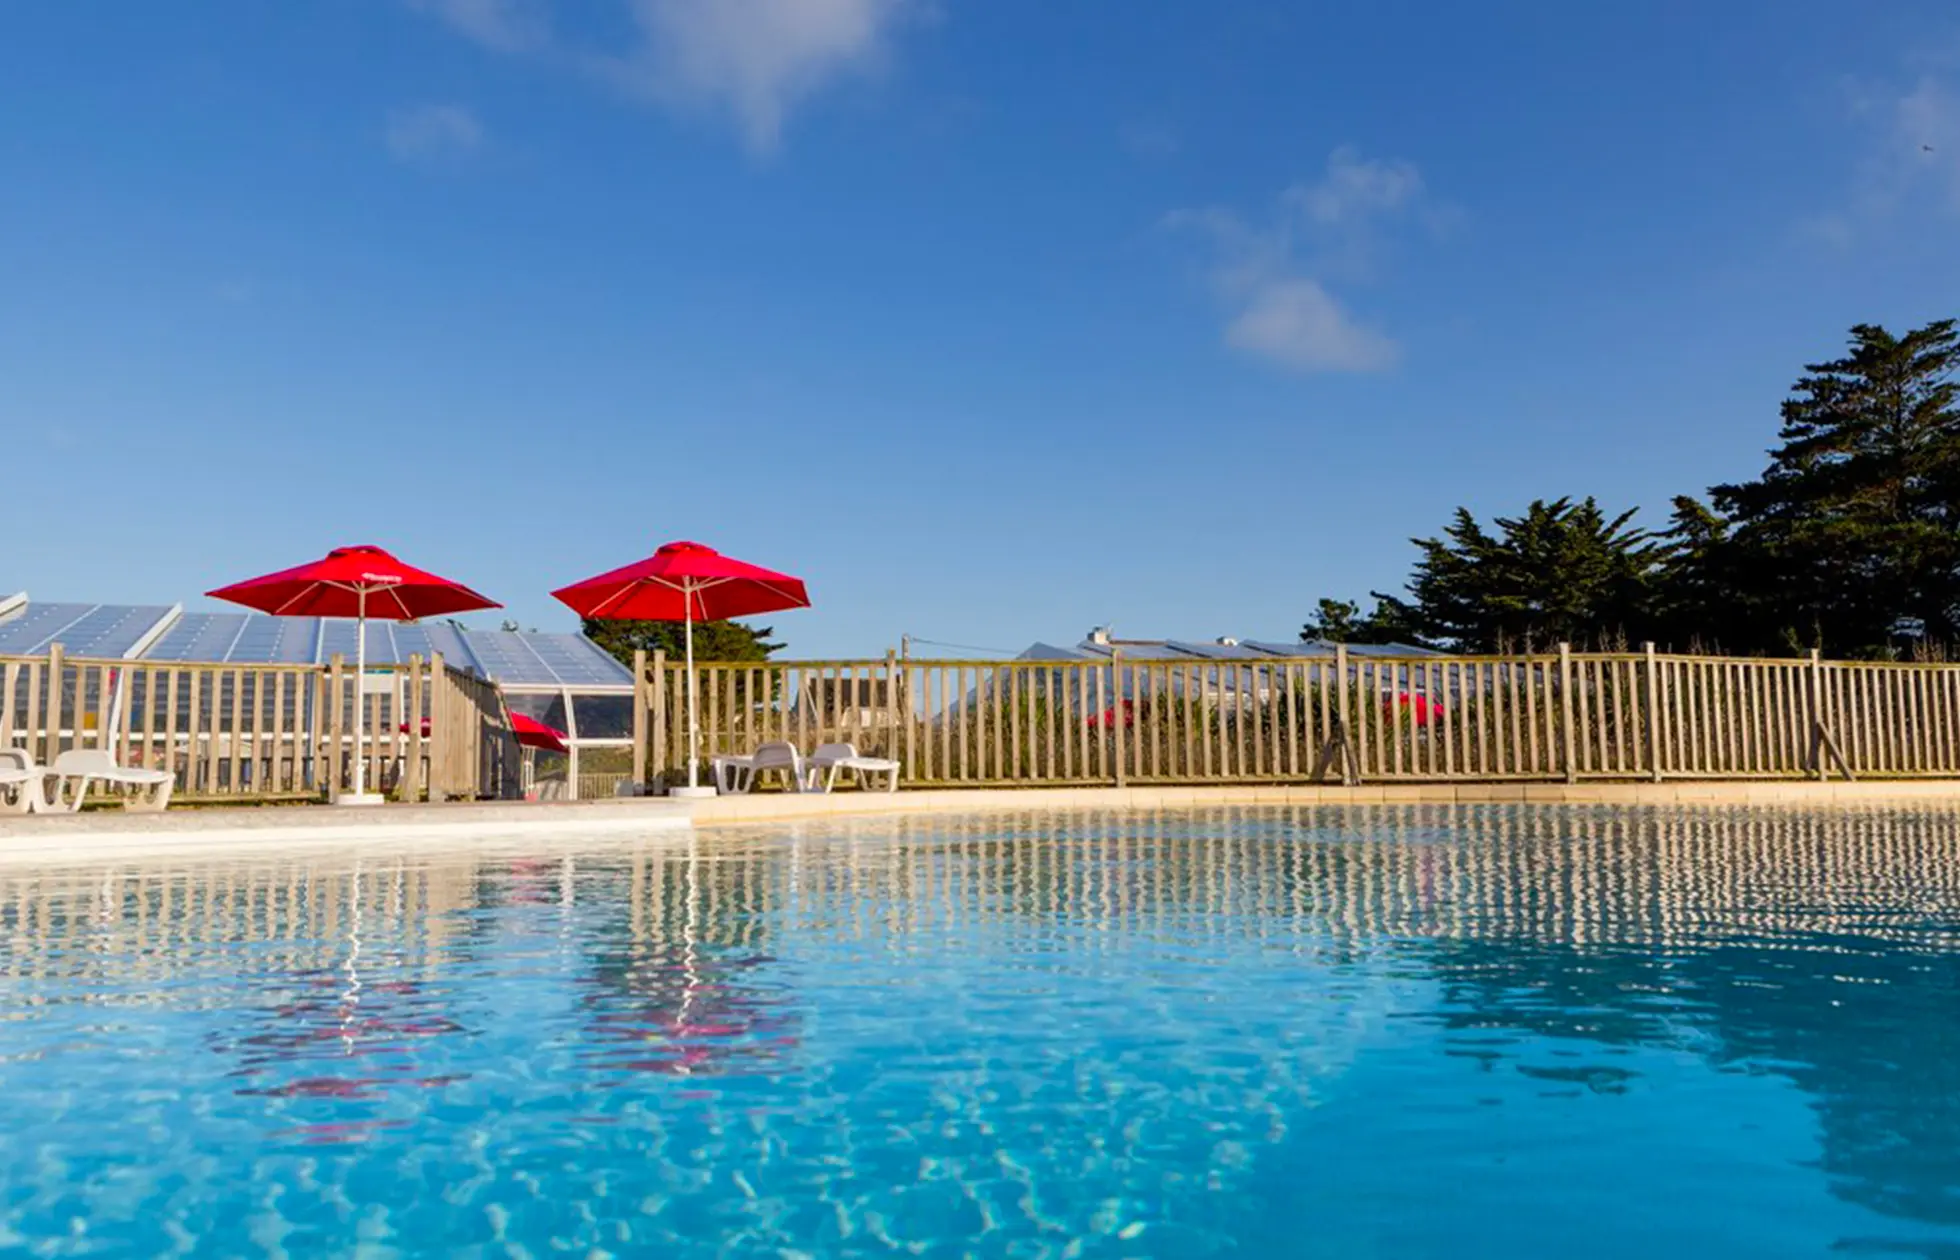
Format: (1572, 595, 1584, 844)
(632, 648, 649, 792)
(1558, 642, 1577, 784)
(1312, 644, 1360, 786)
(1336, 643, 1355, 785)
(43, 643, 64, 770)
(1111, 648, 1127, 788)
(403, 655, 425, 802)
(650, 649, 667, 791)
(1643, 642, 1662, 783)
(1806, 647, 1852, 781)
(1807, 648, 1825, 781)
(884, 649, 900, 763)
(428, 652, 447, 799)
(326, 653, 345, 800)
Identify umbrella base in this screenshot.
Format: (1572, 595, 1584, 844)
(668, 786, 718, 800)
(333, 792, 387, 808)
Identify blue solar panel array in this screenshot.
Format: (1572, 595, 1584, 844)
(0, 601, 177, 658)
(0, 597, 632, 689)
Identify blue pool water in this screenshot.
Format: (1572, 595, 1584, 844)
(4, 805, 1960, 1257)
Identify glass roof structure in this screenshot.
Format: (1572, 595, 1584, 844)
(0, 595, 632, 690)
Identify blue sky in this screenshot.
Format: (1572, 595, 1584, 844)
(5, 2, 1960, 658)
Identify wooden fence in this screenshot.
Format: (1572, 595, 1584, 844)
(0, 648, 517, 803)
(630, 645, 1960, 789)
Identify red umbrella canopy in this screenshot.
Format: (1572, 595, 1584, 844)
(550, 540, 809, 622)
(208, 545, 500, 621)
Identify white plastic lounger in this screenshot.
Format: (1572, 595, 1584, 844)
(806, 743, 901, 793)
(44, 749, 174, 814)
(711, 741, 815, 795)
(0, 749, 44, 815)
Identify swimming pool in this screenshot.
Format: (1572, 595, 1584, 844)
(2, 804, 1958, 1257)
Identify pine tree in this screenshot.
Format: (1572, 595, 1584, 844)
(1710, 320, 1960, 653)
(581, 618, 783, 668)
(1374, 498, 1662, 651)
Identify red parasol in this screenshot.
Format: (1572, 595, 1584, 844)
(207, 545, 498, 620)
(551, 541, 809, 792)
(210, 545, 499, 803)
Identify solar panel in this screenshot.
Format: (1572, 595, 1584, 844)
(1241, 639, 1438, 659)
(388, 623, 478, 673)
(458, 631, 632, 688)
(5, 599, 637, 695)
(1164, 640, 1277, 660)
(1017, 642, 1092, 660)
(523, 634, 634, 687)
(458, 632, 544, 685)
(0, 602, 173, 657)
(148, 613, 245, 662)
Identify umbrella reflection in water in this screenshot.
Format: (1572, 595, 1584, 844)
(213, 860, 470, 1143)
(580, 844, 799, 1079)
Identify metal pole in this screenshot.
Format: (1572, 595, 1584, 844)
(352, 587, 368, 800)
(685, 586, 699, 789)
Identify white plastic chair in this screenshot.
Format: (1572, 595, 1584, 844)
(44, 748, 174, 814)
(712, 741, 814, 794)
(806, 743, 901, 793)
(0, 748, 45, 815)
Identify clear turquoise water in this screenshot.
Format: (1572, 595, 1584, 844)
(4, 805, 1960, 1257)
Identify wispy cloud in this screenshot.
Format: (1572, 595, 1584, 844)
(1896, 75, 1960, 210)
(407, 0, 549, 52)
(386, 104, 486, 165)
(1811, 53, 1960, 239)
(406, 0, 918, 154)
(1171, 148, 1436, 374)
(1120, 121, 1180, 161)
(606, 0, 913, 152)
(1224, 278, 1397, 373)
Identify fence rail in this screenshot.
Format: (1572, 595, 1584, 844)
(1, 648, 515, 804)
(630, 645, 1956, 790)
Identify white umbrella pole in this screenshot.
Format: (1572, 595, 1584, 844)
(352, 589, 368, 800)
(685, 591, 699, 789)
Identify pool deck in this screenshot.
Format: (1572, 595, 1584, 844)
(4, 779, 1959, 866)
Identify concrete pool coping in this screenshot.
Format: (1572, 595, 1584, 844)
(3, 780, 1957, 864)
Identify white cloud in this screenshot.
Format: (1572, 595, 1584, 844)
(1225, 279, 1398, 373)
(407, 0, 916, 153)
(1173, 148, 1434, 374)
(407, 0, 548, 51)
(1286, 148, 1423, 225)
(1814, 59, 1960, 237)
(1896, 75, 1960, 211)
(603, 0, 912, 152)
(386, 104, 486, 165)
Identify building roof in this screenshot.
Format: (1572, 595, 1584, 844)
(0, 594, 633, 690)
(1019, 633, 1437, 662)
